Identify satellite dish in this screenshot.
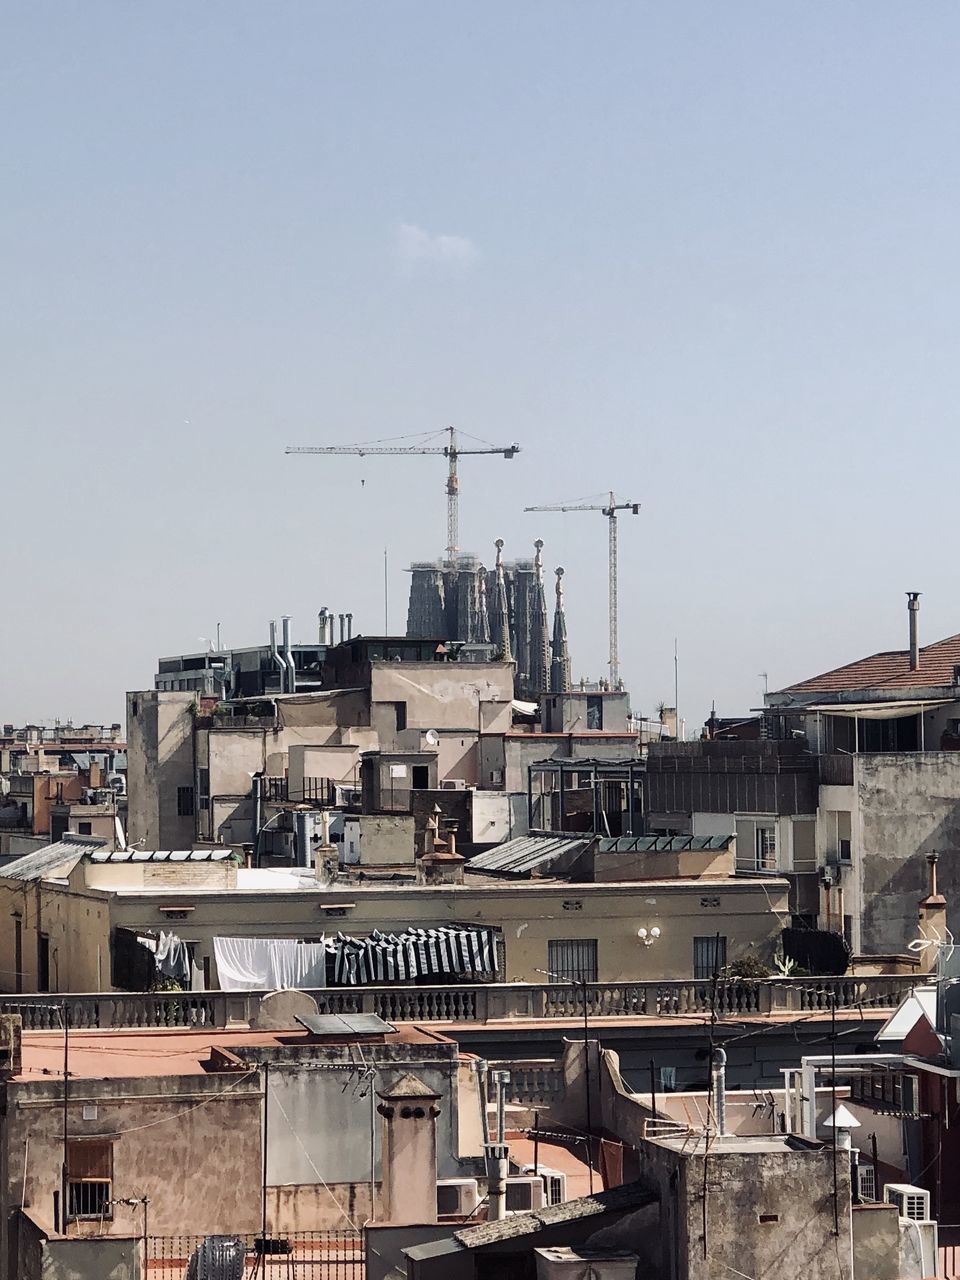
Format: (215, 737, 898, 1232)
(424, 730, 440, 748)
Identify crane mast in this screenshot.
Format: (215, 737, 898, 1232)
(524, 491, 639, 686)
(286, 426, 519, 563)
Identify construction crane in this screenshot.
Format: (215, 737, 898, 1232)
(524, 492, 639, 686)
(286, 426, 520, 563)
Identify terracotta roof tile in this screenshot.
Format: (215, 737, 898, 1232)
(778, 634, 960, 697)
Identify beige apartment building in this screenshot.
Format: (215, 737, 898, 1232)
(127, 641, 515, 850)
(0, 838, 788, 994)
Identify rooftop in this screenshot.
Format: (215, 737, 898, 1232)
(465, 834, 591, 878)
(0, 839, 235, 882)
(12, 1023, 452, 1083)
(775, 631, 960, 698)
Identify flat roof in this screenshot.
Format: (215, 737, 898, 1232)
(12, 1023, 451, 1083)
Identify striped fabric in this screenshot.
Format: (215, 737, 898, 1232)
(331, 926, 499, 986)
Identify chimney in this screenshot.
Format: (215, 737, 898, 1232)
(907, 592, 921, 671)
(918, 851, 947, 974)
(339, 614, 346, 645)
(346, 612, 353, 640)
(377, 1074, 441, 1224)
(318, 608, 329, 645)
(280, 615, 297, 694)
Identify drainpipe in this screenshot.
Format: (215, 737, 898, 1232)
(712, 1047, 727, 1137)
(485, 1070, 510, 1221)
(269, 621, 287, 693)
(281, 616, 297, 694)
(252, 772, 262, 855)
(907, 592, 921, 671)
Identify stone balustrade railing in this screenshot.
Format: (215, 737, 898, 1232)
(0, 974, 918, 1032)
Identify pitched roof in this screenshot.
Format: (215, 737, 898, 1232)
(464, 835, 591, 878)
(0, 837, 107, 881)
(777, 633, 960, 697)
(452, 1180, 656, 1246)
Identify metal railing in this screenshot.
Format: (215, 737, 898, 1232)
(145, 1232, 363, 1279)
(0, 975, 918, 1032)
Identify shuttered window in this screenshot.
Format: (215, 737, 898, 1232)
(547, 939, 598, 984)
(693, 936, 727, 981)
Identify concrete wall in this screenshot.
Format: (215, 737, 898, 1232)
(593, 846, 735, 882)
(125, 692, 195, 849)
(356, 815, 416, 866)
(17, 1214, 139, 1280)
(855, 753, 960, 954)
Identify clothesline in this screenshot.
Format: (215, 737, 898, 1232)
(212, 926, 500, 991)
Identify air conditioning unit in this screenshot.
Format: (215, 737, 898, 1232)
(505, 1175, 547, 1213)
(436, 1178, 480, 1217)
(520, 1166, 567, 1206)
(884, 1183, 931, 1222)
(440, 779, 468, 791)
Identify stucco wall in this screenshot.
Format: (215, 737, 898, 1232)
(107, 876, 788, 986)
(0, 870, 109, 993)
(856, 753, 960, 953)
(6, 1072, 263, 1241)
(125, 692, 195, 849)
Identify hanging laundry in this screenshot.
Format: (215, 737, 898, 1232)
(155, 932, 192, 985)
(213, 937, 328, 992)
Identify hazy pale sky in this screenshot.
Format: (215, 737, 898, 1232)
(3, 3, 960, 730)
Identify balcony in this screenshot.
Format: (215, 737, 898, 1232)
(0, 974, 919, 1032)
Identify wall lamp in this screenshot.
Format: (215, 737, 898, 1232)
(637, 926, 661, 947)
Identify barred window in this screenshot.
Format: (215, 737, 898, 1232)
(67, 1140, 112, 1220)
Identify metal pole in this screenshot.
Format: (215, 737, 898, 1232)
(583, 979, 593, 1194)
(261, 1061, 269, 1243)
(831, 994, 839, 1235)
(369, 1073, 376, 1223)
(674, 638, 680, 742)
(533, 1110, 540, 1176)
(61, 1001, 68, 1230)
(384, 547, 389, 634)
(649, 1059, 657, 1117)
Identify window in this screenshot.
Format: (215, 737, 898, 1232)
(78, 821, 92, 836)
(67, 1140, 112, 1219)
(177, 786, 195, 817)
(411, 766, 430, 790)
(693, 935, 727, 980)
(755, 825, 777, 871)
(586, 696, 603, 730)
(130, 699, 139, 719)
(197, 767, 210, 813)
(394, 701, 407, 732)
(37, 934, 49, 993)
(547, 939, 598, 984)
